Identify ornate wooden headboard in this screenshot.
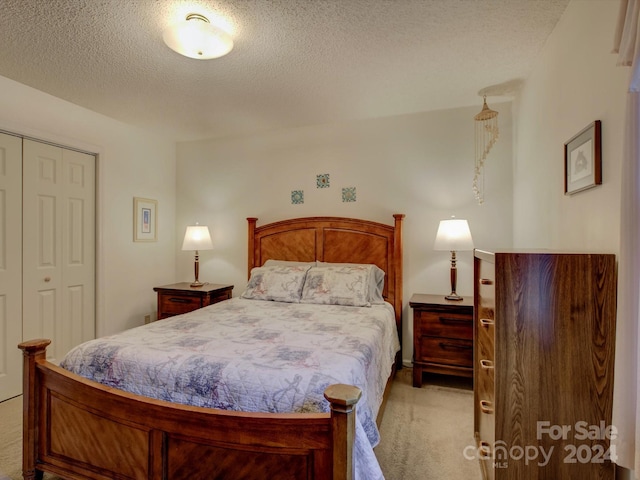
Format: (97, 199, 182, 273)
(247, 215, 405, 339)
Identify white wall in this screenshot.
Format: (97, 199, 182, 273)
(176, 104, 514, 365)
(513, 0, 632, 473)
(0, 75, 177, 336)
(514, 0, 627, 251)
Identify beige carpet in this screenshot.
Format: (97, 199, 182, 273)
(376, 368, 482, 479)
(0, 368, 481, 480)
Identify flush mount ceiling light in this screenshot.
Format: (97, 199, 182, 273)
(163, 13, 233, 60)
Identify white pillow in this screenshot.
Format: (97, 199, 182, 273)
(242, 265, 311, 303)
(316, 262, 385, 304)
(301, 265, 371, 307)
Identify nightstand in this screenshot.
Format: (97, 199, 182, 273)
(153, 283, 234, 320)
(410, 293, 474, 388)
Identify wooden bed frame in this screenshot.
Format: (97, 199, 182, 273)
(19, 214, 404, 480)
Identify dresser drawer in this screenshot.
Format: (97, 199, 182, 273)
(477, 352, 496, 479)
(476, 364, 494, 406)
(477, 258, 496, 335)
(477, 318, 495, 361)
(477, 411, 496, 478)
(418, 336, 473, 367)
(477, 436, 495, 480)
(476, 353, 495, 402)
(477, 257, 495, 299)
(159, 294, 202, 315)
(416, 310, 473, 339)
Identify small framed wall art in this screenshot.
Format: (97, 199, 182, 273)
(133, 197, 157, 242)
(564, 120, 602, 195)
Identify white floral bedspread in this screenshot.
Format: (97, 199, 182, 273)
(61, 297, 400, 480)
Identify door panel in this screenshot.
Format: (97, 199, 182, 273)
(62, 149, 95, 349)
(0, 133, 22, 400)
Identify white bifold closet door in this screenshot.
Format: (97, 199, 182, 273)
(0, 133, 23, 400)
(0, 135, 95, 401)
(22, 139, 96, 365)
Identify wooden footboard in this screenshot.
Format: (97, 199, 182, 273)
(19, 339, 362, 480)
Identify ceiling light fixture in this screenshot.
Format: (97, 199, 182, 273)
(163, 13, 233, 60)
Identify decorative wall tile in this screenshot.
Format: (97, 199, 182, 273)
(316, 173, 330, 188)
(291, 190, 304, 204)
(342, 187, 356, 202)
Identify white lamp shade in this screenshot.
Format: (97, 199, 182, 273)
(433, 219, 474, 251)
(163, 15, 233, 60)
(182, 225, 213, 251)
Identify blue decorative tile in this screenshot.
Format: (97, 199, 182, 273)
(291, 190, 304, 204)
(342, 187, 356, 202)
(316, 174, 330, 188)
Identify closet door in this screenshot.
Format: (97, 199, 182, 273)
(0, 133, 22, 400)
(22, 139, 95, 363)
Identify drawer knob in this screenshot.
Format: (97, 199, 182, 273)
(480, 359, 494, 370)
(439, 341, 472, 350)
(480, 400, 494, 414)
(480, 279, 493, 285)
(480, 318, 494, 327)
(440, 316, 471, 325)
(169, 297, 191, 303)
(479, 442, 492, 458)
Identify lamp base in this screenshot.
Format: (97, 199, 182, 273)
(445, 293, 464, 301)
(190, 280, 205, 288)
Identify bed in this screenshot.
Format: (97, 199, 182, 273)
(19, 214, 404, 480)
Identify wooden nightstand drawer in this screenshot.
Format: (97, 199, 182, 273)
(154, 283, 234, 320)
(416, 310, 473, 339)
(419, 336, 473, 367)
(159, 294, 202, 315)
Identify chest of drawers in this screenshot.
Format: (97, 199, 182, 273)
(153, 283, 233, 320)
(474, 250, 616, 479)
(410, 293, 473, 388)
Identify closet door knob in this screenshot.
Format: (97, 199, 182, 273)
(44, 276, 51, 282)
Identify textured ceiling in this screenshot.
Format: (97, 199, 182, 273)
(0, 0, 569, 142)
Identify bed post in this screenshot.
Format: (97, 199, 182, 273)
(18, 339, 51, 480)
(324, 384, 362, 480)
(247, 217, 258, 278)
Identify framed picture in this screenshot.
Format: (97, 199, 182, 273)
(564, 120, 602, 195)
(133, 197, 157, 242)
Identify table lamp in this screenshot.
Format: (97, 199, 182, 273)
(433, 217, 474, 301)
(182, 223, 213, 287)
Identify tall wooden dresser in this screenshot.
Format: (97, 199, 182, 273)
(474, 250, 617, 480)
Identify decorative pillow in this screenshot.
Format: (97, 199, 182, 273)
(316, 262, 385, 304)
(301, 266, 372, 307)
(241, 265, 311, 303)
